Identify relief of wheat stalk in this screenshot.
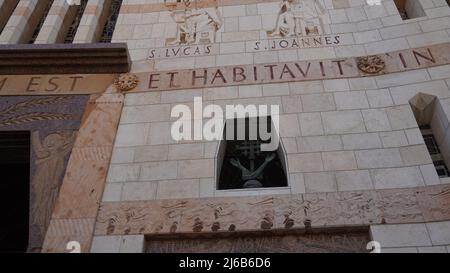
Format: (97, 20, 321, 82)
(0, 96, 72, 117)
(0, 112, 73, 126)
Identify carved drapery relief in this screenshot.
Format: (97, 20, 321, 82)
(166, 1, 222, 46)
(268, 0, 326, 38)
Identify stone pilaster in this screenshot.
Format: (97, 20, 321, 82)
(42, 93, 124, 253)
(34, 0, 71, 44)
(0, 0, 46, 44)
(73, 0, 110, 43)
(0, 0, 20, 35)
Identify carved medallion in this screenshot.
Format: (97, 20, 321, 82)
(357, 55, 386, 74)
(114, 73, 139, 92)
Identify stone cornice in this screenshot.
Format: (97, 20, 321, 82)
(0, 43, 131, 75)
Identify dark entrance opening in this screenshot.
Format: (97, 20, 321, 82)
(0, 131, 30, 252)
(218, 117, 288, 190)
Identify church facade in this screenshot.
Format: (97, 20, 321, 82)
(1, 0, 450, 253)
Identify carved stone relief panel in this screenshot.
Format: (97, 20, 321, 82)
(166, 0, 222, 46)
(146, 230, 370, 253)
(0, 95, 88, 252)
(96, 185, 450, 237)
(30, 130, 77, 251)
(268, 0, 327, 38)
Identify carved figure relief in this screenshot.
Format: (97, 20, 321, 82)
(95, 184, 450, 238)
(166, 1, 222, 46)
(268, 0, 297, 37)
(268, 0, 326, 38)
(30, 131, 77, 245)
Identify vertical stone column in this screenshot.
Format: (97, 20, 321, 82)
(0, 0, 40, 44)
(73, 0, 110, 43)
(42, 93, 124, 253)
(33, 0, 71, 44)
(0, 0, 20, 35)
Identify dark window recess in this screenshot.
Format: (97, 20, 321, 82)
(218, 117, 288, 190)
(29, 0, 55, 44)
(394, 0, 409, 19)
(99, 0, 123, 43)
(396, 5, 409, 20)
(64, 0, 88, 43)
(420, 125, 450, 178)
(0, 131, 31, 253)
(394, 0, 425, 20)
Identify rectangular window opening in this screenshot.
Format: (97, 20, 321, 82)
(394, 0, 426, 20)
(98, 0, 123, 43)
(420, 125, 450, 178)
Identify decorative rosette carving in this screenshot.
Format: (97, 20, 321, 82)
(114, 73, 139, 92)
(357, 55, 386, 74)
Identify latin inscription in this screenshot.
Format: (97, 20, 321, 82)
(141, 43, 447, 92)
(0, 75, 115, 95)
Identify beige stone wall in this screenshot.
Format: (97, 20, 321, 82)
(106, 67, 450, 202)
(2, 0, 450, 253)
(99, 2, 450, 252)
(371, 221, 450, 253)
(104, 0, 450, 203)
